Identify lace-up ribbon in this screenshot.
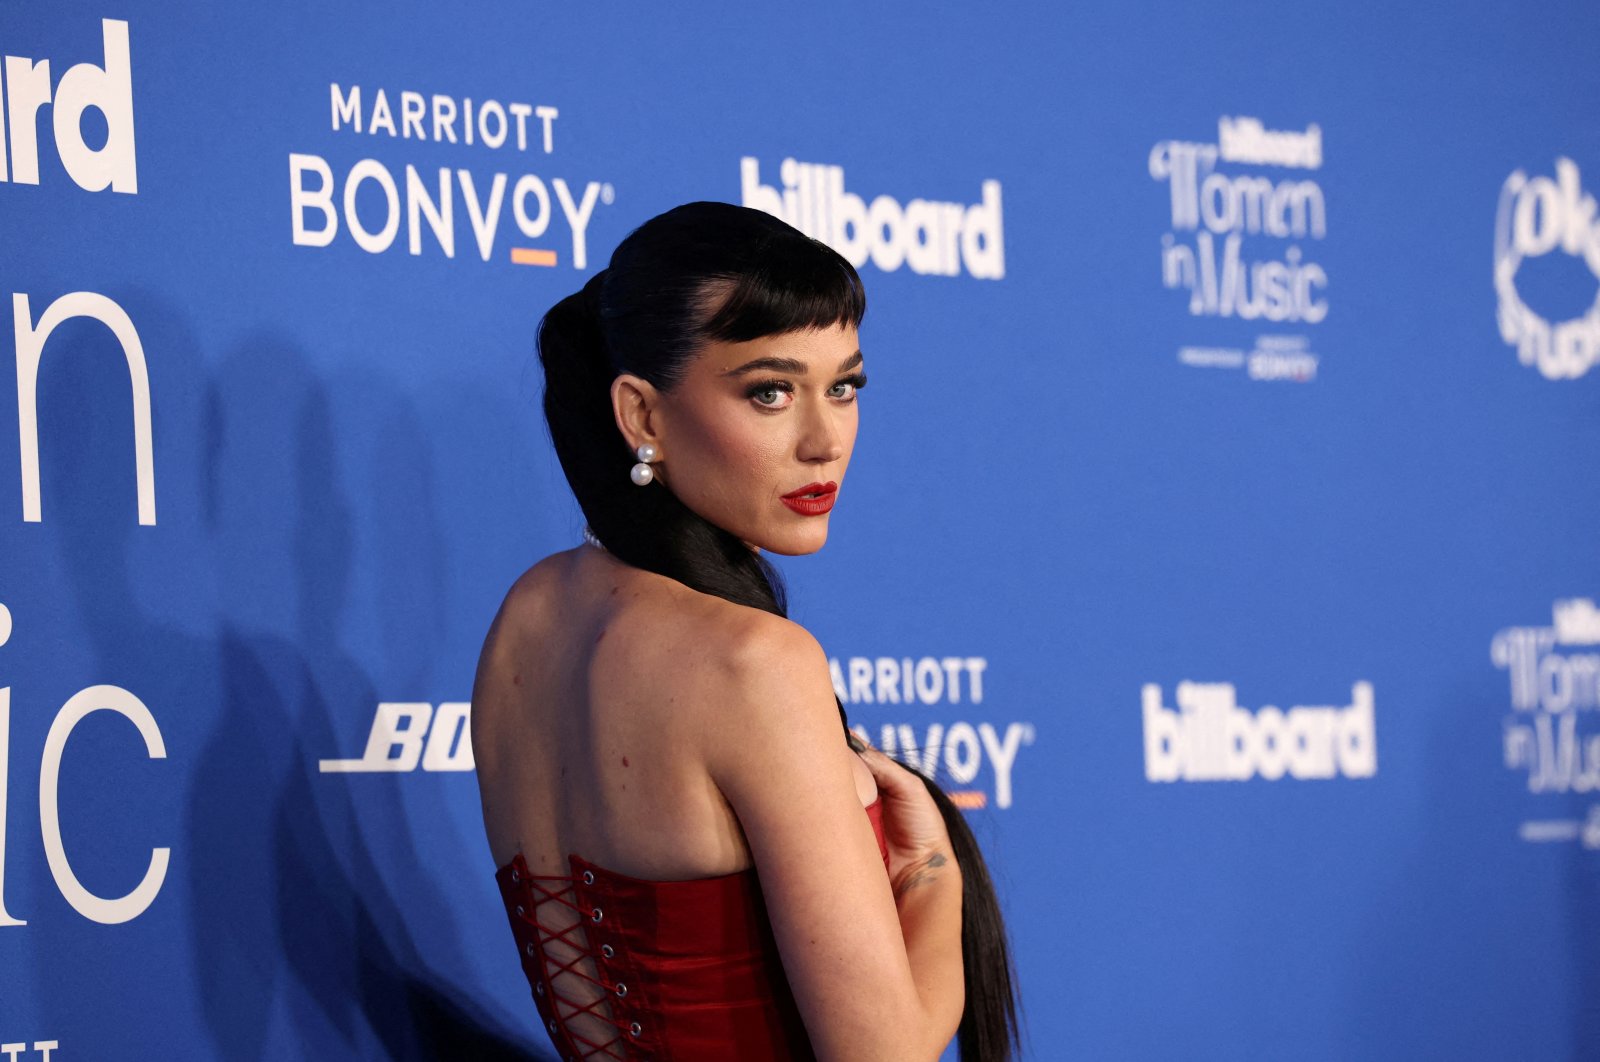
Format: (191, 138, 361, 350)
(498, 854, 653, 1061)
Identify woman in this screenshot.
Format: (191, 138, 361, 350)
(471, 201, 1020, 1061)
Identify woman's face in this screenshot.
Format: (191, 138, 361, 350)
(612, 322, 865, 556)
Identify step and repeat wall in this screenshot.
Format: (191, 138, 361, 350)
(3, 2, 1597, 1059)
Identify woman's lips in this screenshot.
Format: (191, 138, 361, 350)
(780, 481, 837, 516)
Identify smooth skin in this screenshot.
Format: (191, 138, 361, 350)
(472, 322, 963, 1060)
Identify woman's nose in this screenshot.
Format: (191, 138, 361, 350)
(797, 402, 845, 463)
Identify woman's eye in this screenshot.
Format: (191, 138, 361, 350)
(747, 373, 865, 410)
(830, 372, 868, 401)
(748, 382, 793, 409)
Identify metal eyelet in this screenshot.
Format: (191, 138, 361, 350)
(629, 1021, 642, 1036)
(591, 906, 603, 922)
(548, 1019, 558, 1034)
(614, 982, 628, 997)
(526, 943, 536, 957)
(601, 944, 615, 958)
(510, 869, 520, 883)
(582, 870, 595, 885)
(535, 982, 544, 996)
(515, 904, 524, 917)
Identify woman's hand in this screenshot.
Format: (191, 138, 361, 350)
(857, 743, 955, 896)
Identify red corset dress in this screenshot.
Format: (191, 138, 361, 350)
(494, 793, 890, 1061)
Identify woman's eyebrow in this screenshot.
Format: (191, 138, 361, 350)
(721, 349, 864, 377)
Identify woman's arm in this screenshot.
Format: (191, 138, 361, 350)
(701, 613, 964, 1061)
(859, 742, 965, 1051)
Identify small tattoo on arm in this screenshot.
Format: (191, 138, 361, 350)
(894, 851, 949, 898)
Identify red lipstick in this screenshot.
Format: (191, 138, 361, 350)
(780, 481, 837, 516)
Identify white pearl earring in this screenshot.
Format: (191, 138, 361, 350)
(630, 443, 658, 486)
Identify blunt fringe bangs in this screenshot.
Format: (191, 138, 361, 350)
(696, 238, 868, 345)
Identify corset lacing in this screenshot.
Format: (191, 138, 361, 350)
(506, 856, 649, 1061)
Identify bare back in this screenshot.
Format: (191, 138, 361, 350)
(472, 541, 878, 884)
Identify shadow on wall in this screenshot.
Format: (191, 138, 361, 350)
(33, 286, 547, 1059)
(1342, 666, 1600, 1060)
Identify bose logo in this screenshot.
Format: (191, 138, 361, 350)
(1143, 680, 1377, 782)
(320, 703, 474, 773)
(1, 18, 136, 193)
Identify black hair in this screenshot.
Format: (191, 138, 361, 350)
(537, 200, 1020, 1061)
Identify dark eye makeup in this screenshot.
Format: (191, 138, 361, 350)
(745, 372, 869, 407)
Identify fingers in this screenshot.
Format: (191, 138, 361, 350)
(859, 746, 913, 791)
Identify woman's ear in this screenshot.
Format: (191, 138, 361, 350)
(611, 372, 665, 455)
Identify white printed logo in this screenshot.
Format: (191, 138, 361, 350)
(320, 702, 474, 773)
(10, 291, 156, 525)
(740, 158, 1005, 280)
(1150, 116, 1327, 320)
(0, 22, 166, 939)
(1493, 158, 1600, 380)
(0, 24, 152, 525)
(1142, 680, 1377, 782)
(0, 1042, 60, 1061)
(0, 606, 171, 929)
(0, 18, 136, 193)
(290, 83, 615, 269)
(1493, 598, 1600, 844)
(830, 654, 1033, 809)
(1150, 116, 1327, 381)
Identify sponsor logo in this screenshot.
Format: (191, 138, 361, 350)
(0, 20, 167, 934)
(1150, 116, 1327, 381)
(1177, 335, 1318, 381)
(0, 18, 136, 193)
(290, 82, 615, 268)
(0, 1043, 61, 1061)
(740, 158, 1005, 279)
(0, 21, 152, 525)
(320, 702, 474, 772)
(1142, 680, 1377, 782)
(1517, 806, 1600, 849)
(1493, 157, 1600, 380)
(1493, 598, 1600, 846)
(829, 654, 1032, 809)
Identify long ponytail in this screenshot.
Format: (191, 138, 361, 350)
(537, 201, 1021, 1061)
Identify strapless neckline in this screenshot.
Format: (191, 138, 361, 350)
(497, 791, 884, 884)
(494, 791, 891, 1058)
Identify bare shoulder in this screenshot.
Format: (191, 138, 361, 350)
(468, 550, 579, 751)
(470, 545, 847, 787)
(683, 593, 819, 663)
(472, 546, 818, 719)
(689, 604, 845, 785)
(491, 548, 578, 630)
(475, 552, 573, 668)
(659, 594, 831, 714)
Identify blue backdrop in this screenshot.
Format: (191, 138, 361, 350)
(3, 2, 1598, 1059)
